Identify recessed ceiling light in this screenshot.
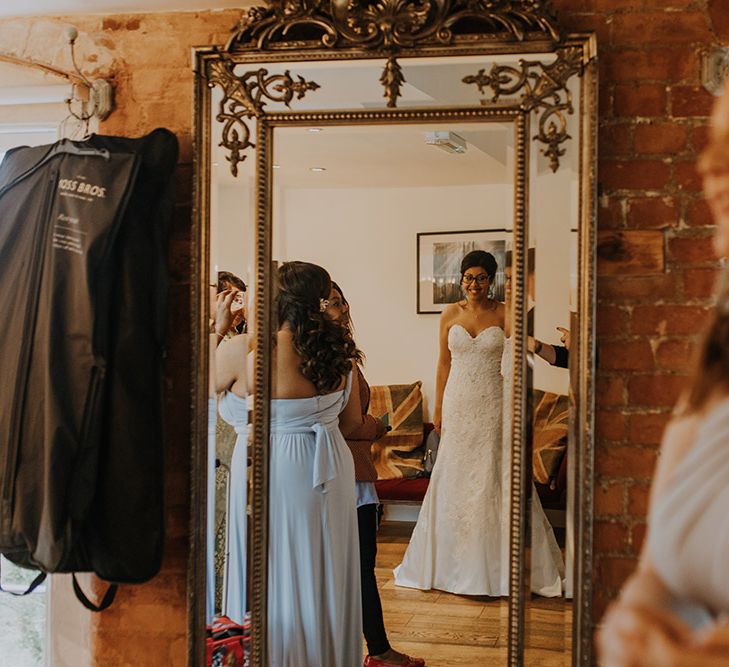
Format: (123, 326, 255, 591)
(273, 164, 281, 169)
(308, 128, 323, 133)
(212, 162, 219, 167)
(425, 131, 467, 154)
(310, 167, 327, 172)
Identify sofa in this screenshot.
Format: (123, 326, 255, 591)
(368, 382, 569, 524)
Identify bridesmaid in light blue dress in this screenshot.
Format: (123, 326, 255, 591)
(265, 261, 365, 667)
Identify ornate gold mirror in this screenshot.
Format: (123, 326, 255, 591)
(192, 2, 596, 665)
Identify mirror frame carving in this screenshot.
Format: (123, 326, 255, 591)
(192, 2, 597, 664)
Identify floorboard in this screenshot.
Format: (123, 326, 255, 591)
(372, 521, 573, 666)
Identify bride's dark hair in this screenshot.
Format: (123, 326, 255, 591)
(276, 261, 357, 393)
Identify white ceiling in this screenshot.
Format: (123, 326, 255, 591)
(0, 0, 247, 18)
(213, 123, 514, 189)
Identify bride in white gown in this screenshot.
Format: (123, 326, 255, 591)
(394, 251, 562, 597)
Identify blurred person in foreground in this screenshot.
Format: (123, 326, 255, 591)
(598, 82, 729, 666)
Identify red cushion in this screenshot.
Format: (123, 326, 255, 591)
(375, 477, 429, 502)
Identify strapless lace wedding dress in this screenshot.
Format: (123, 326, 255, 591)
(394, 325, 564, 596)
(394, 324, 509, 595)
(502, 336, 563, 596)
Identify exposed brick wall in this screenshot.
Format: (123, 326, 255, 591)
(1, 1, 724, 662)
(0, 11, 240, 666)
(553, 0, 723, 624)
(85, 13, 243, 664)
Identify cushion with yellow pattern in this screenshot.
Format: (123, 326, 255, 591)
(532, 389, 569, 485)
(368, 381, 425, 480)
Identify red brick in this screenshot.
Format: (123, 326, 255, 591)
(709, 0, 729, 41)
(597, 305, 630, 336)
(603, 48, 697, 84)
(631, 304, 711, 335)
(683, 267, 720, 299)
(655, 339, 697, 372)
(600, 340, 654, 371)
(686, 198, 713, 227)
(599, 197, 627, 229)
(634, 122, 688, 155)
(597, 444, 658, 478)
(596, 376, 626, 407)
(613, 83, 667, 117)
(595, 483, 626, 517)
(675, 160, 703, 192)
(612, 12, 711, 46)
(641, 0, 701, 8)
(668, 235, 716, 264)
(628, 411, 670, 447)
(600, 123, 633, 157)
(627, 197, 678, 229)
(628, 483, 652, 517)
(596, 410, 626, 442)
(601, 159, 671, 191)
(598, 273, 678, 302)
(631, 523, 647, 553)
(595, 521, 630, 553)
(628, 374, 688, 408)
(593, 588, 615, 623)
(598, 555, 639, 590)
(597, 230, 665, 276)
(672, 85, 715, 118)
(574, 0, 640, 9)
(600, 82, 614, 119)
(554, 10, 612, 45)
(692, 124, 712, 154)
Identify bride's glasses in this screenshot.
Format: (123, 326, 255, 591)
(462, 273, 489, 285)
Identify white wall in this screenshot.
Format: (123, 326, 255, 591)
(274, 183, 513, 417)
(530, 129, 579, 396)
(211, 180, 256, 287)
(211, 171, 578, 406)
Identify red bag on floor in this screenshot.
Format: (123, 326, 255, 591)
(206, 615, 249, 667)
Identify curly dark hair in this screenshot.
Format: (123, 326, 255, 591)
(331, 281, 365, 365)
(276, 261, 357, 393)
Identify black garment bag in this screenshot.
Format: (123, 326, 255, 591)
(0, 129, 178, 608)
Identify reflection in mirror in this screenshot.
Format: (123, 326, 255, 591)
(206, 88, 255, 657)
(523, 73, 582, 664)
(270, 120, 521, 663)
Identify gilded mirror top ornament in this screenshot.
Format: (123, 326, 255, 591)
(226, 0, 560, 52)
(206, 58, 321, 175)
(463, 45, 581, 171)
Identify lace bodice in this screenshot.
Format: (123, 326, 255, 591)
(442, 324, 505, 429)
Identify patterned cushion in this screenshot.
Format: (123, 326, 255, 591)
(532, 390, 569, 485)
(368, 381, 425, 479)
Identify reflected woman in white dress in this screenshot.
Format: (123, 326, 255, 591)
(257, 261, 365, 666)
(395, 251, 510, 595)
(395, 251, 562, 596)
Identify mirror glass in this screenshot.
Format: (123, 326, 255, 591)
(269, 119, 517, 663)
(205, 84, 255, 650)
(522, 73, 581, 664)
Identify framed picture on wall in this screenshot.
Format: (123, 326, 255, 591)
(417, 229, 509, 314)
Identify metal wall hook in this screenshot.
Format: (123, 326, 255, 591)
(64, 25, 114, 122)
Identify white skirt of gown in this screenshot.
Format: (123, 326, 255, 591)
(394, 326, 563, 597)
(502, 337, 564, 597)
(268, 373, 362, 667)
(394, 325, 510, 595)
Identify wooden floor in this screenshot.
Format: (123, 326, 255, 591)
(374, 521, 573, 666)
